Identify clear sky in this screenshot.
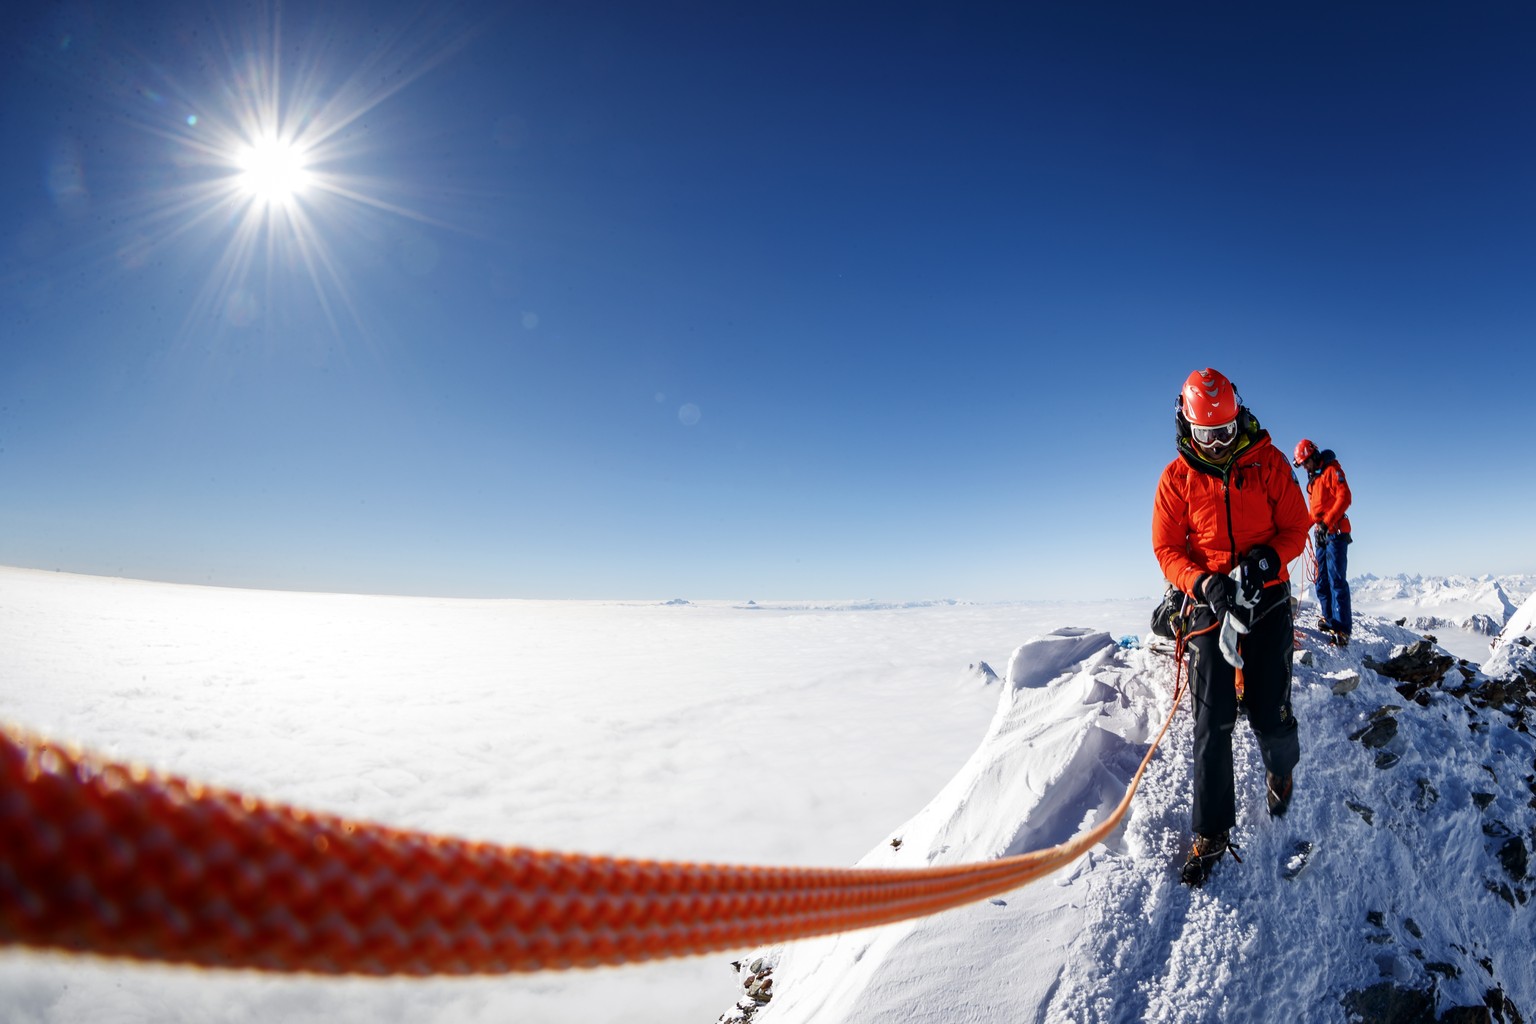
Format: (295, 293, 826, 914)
(2, 1, 1533, 602)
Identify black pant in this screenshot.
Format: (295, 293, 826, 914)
(1187, 588, 1300, 837)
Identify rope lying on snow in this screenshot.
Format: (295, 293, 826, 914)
(0, 675, 1185, 976)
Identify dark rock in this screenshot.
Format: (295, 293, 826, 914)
(1348, 799, 1377, 825)
(1496, 836, 1528, 882)
(1437, 1007, 1487, 1024)
(1414, 779, 1440, 810)
(1480, 662, 1536, 714)
(1366, 910, 1386, 928)
(1340, 982, 1435, 1023)
(1352, 717, 1400, 748)
(1376, 751, 1402, 770)
(1404, 917, 1423, 938)
(1473, 792, 1496, 810)
(1483, 986, 1524, 1024)
(1364, 641, 1455, 691)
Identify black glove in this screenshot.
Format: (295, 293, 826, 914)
(1236, 544, 1280, 605)
(1198, 572, 1236, 619)
(1313, 523, 1328, 546)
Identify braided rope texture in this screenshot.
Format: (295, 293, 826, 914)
(1, 694, 1178, 975)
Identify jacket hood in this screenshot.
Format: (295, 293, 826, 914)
(1307, 449, 1339, 478)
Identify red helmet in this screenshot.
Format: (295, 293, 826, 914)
(1293, 438, 1319, 466)
(1181, 368, 1239, 426)
(1180, 368, 1243, 458)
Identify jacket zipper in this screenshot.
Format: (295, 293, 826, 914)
(1222, 477, 1236, 566)
(1222, 457, 1257, 566)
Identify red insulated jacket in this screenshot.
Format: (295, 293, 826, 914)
(1152, 426, 1312, 597)
(1306, 454, 1353, 535)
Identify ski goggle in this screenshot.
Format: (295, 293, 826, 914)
(1190, 418, 1238, 448)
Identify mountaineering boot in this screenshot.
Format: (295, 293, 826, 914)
(1180, 830, 1240, 887)
(1267, 772, 1293, 818)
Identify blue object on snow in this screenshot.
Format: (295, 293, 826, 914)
(1117, 635, 1141, 649)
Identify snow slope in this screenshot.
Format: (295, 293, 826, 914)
(727, 618, 1535, 1023)
(1485, 591, 1536, 684)
(1493, 591, 1536, 651)
(0, 565, 1142, 1024)
(3, 567, 1532, 1024)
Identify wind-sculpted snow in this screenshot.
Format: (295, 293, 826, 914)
(728, 617, 1536, 1024)
(1493, 591, 1536, 653)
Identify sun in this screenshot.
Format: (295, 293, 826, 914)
(99, 2, 477, 340)
(234, 134, 313, 207)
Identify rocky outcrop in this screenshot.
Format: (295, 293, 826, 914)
(1363, 640, 1459, 702)
(719, 957, 775, 1022)
(1340, 647, 1534, 1021)
(1342, 981, 1526, 1023)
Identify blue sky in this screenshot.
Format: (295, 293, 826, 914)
(2, 1, 1533, 601)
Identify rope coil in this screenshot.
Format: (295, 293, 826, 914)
(1, 676, 1184, 977)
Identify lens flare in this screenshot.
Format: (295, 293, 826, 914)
(83, 3, 477, 342)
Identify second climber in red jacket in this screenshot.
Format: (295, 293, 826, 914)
(1293, 439, 1354, 645)
(1152, 368, 1313, 886)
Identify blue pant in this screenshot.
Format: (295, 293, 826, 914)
(1316, 533, 1352, 634)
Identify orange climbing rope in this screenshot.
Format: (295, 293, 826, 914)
(0, 671, 1186, 977)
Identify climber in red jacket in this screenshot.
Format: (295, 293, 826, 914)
(1293, 439, 1354, 644)
(1152, 368, 1313, 886)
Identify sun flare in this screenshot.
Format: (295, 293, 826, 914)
(104, 3, 473, 340)
(234, 135, 313, 207)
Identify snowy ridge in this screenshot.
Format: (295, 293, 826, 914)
(1486, 592, 1536, 683)
(1494, 592, 1536, 652)
(1348, 574, 1529, 641)
(724, 617, 1536, 1024)
(1352, 573, 1536, 606)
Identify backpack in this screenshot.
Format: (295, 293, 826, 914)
(1151, 584, 1191, 640)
